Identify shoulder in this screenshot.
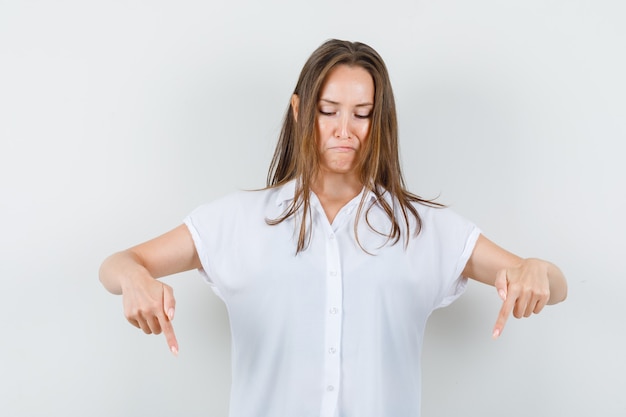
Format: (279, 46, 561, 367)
(407, 201, 480, 241)
(411, 202, 466, 223)
(188, 184, 291, 221)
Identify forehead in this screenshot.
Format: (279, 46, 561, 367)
(319, 64, 374, 101)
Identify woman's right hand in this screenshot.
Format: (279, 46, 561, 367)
(121, 270, 178, 356)
(100, 224, 202, 357)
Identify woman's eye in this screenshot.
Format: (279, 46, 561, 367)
(317, 109, 371, 119)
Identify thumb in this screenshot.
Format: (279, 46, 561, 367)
(494, 269, 508, 301)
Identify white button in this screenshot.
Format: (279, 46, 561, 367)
(329, 270, 337, 276)
(329, 307, 338, 314)
(327, 385, 334, 392)
(329, 233, 335, 240)
(329, 347, 336, 354)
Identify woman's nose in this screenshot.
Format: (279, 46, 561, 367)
(335, 115, 352, 139)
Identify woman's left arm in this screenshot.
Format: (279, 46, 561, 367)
(462, 234, 567, 339)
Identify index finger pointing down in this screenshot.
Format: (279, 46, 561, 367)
(492, 295, 516, 339)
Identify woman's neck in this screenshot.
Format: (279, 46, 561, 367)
(311, 171, 363, 223)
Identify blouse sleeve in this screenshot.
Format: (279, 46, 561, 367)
(419, 206, 481, 310)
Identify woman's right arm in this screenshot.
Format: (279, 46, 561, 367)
(99, 224, 201, 355)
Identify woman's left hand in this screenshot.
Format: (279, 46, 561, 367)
(491, 258, 552, 339)
(463, 235, 567, 339)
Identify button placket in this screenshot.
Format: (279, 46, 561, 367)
(319, 226, 343, 417)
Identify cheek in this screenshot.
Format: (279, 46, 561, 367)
(316, 120, 331, 136)
(316, 121, 333, 146)
(315, 121, 323, 144)
(357, 122, 371, 142)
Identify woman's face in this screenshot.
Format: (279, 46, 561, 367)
(315, 64, 374, 177)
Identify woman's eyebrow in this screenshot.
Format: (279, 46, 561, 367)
(319, 98, 374, 107)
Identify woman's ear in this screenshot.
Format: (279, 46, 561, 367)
(291, 94, 300, 122)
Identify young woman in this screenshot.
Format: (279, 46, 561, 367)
(100, 39, 567, 417)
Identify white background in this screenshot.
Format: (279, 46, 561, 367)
(1, 1, 624, 416)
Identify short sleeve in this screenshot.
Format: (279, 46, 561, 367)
(415, 205, 481, 310)
(183, 212, 213, 285)
(182, 194, 242, 291)
(438, 223, 481, 308)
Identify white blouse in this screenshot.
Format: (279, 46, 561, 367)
(184, 181, 480, 417)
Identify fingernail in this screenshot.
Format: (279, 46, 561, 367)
(498, 289, 506, 300)
(167, 308, 175, 321)
(492, 328, 500, 339)
(170, 345, 178, 357)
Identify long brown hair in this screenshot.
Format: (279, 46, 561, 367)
(266, 39, 442, 253)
